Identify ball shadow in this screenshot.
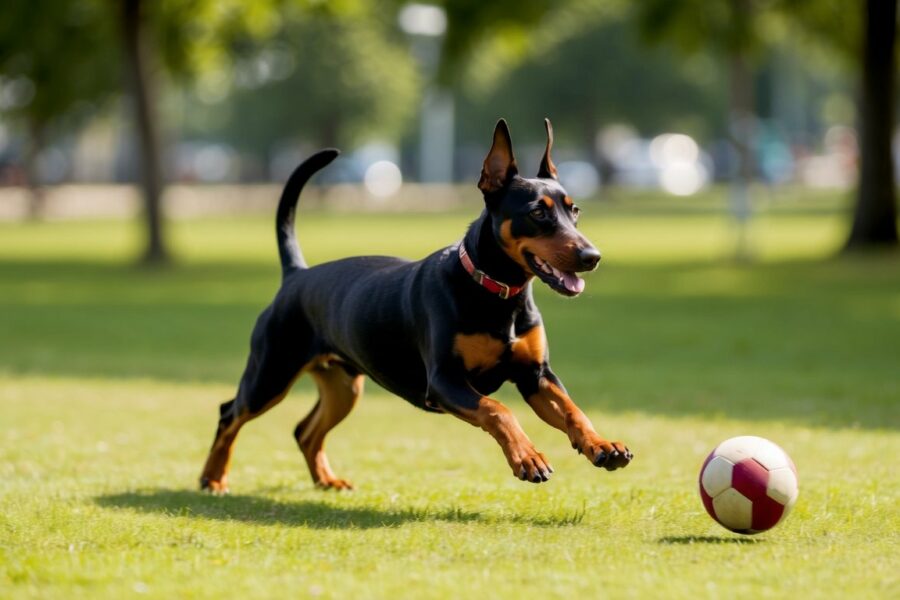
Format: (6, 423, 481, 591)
(658, 535, 763, 545)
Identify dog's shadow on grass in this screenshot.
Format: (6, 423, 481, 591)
(658, 535, 762, 545)
(95, 488, 580, 529)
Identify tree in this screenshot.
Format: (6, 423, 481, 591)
(0, 0, 119, 217)
(0, 0, 290, 260)
(846, 0, 898, 249)
(635, 0, 767, 257)
(120, 0, 168, 263)
(635, 0, 899, 250)
(180, 6, 420, 156)
(117, 0, 289, 264)
(455, 10, 726, 157)
(430, 0, 557, 85)
(0, 0, 172, 257)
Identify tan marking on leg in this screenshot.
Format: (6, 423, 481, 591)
(453, 396, 552, 482)
(200, 411, 246, 494)
(511, 325, 546, 366)
(453, 333, 506, 373)
(526, 378, 628, 467)
(295, 365, 363, 490)
(200, 372, 303, 493)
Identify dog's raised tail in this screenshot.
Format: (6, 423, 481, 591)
(276, 149, 340, 276)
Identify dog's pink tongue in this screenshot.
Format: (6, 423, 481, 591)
(562, 272, 585, 294)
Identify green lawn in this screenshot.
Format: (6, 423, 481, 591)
(1, 199, 898, 598)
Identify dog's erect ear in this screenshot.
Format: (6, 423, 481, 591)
(478, 119, 518, 194)
(537, 118, 558, 180)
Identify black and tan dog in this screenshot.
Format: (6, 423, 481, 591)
(200, 119, 632, 492)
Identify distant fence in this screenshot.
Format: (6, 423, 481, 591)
(0, 183, 480, 221)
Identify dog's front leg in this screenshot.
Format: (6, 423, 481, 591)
(516, 369, 632, 471)
(428, 373, 553, 483)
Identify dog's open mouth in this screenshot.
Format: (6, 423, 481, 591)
(524, 252, 586, 297)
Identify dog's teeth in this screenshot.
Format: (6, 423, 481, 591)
(541, 263, 552, 274)
(551, 266, 563, 278)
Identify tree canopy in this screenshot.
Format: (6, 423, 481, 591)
(179, 3, 420, 154)
(0, 0, 119, 138)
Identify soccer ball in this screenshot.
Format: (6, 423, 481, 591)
(699, 436, 799, 534)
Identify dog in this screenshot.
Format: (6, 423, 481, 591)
(199, 119, 632, 492)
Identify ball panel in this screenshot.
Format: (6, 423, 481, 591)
(712, 488, 753, 531)
(699, 485, 716, 521)
(713, 435, 763, 463)
(751, 494, 786, 531)
(752, 438, 791, 471)
(701, 455, 734, 498)
(731, 457, 769, 501)
(766, 466, 799, 505)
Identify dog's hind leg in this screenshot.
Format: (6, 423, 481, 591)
(198, 396, 247, 494)
(199, 369, 300, 494)
(294, 361, 363, 490)
(200, 318, 307, 493)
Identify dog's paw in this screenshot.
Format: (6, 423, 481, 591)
(512, 449, 554, 483)
(574, 438, 633, 471)
(200, 476, 230, 495)
(315, 477, 354, 491)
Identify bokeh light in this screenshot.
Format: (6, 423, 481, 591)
(364, 160, 403, 198)
(650, 133, 709, 196)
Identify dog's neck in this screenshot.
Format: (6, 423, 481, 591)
(462, 210, 532, 289)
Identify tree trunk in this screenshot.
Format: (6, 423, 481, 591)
(120, 0, 169, 264)
(24, 117, 46, 221)
(727, 47, 755, 261)
(846, 0, 898, 250)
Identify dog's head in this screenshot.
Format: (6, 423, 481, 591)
(478, 118, 600, 297)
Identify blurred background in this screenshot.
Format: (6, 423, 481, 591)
(0, 0, 896, 260)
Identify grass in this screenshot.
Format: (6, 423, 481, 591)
(1, 196, 899, 598)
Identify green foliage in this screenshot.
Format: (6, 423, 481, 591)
(634, 0, 862, 67)
(1, 204, 899, 598)
(635, 0, 769, 57)
(0, 0, 295, 143)
(457, 8, 727, 147)
(181, 6, 420, 151)
(434, 0, 557, 84)
(774, 0, 860, 61)
(152, 0, 291, 80)
(0, 0, 119, 131)
(0, 0, 419, 162)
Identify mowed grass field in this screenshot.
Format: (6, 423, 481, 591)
(1, 197, 898, 598)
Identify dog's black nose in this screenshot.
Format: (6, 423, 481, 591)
(578, 247, 601, 270)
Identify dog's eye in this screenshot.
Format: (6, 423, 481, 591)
(530, 207, 547, 220)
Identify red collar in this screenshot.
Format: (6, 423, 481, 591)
(458, 242, 526, 300)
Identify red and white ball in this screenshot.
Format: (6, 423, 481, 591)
(699, 436, 799, 534)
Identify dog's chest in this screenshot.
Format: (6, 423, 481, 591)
(452, 325, 545, 375)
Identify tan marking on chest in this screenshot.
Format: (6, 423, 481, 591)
(511, 325, 546, 365)
(454, 333, 507, 372)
